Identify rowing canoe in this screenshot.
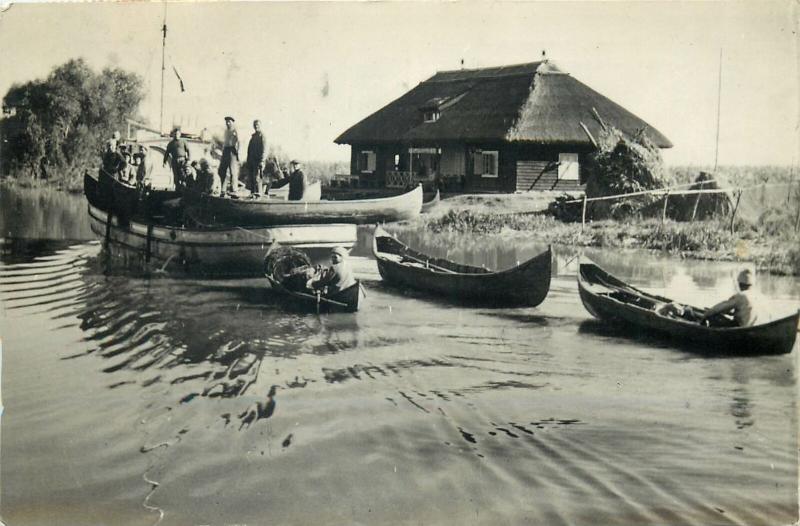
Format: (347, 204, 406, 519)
(190, 185, 423, 226)
(578, 258, 799, 355)
(87, 203, 357, 276)
(372, 225, 551, 306)
(265, 275, 364, 313)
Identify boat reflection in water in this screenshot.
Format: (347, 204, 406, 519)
(67, 254, 364, 429)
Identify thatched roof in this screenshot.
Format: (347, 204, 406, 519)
(335, 61, 672, 148)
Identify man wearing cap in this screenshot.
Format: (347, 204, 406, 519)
(163, 127, 191, 190)
(700, 269, 759, 327)
(246, 120, 268, 195)
(272, 159, 307, 201)
(309, 246, 356, 295)
(218, 116, 240, 193)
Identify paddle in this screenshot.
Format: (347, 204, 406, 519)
(400, 252, 457, 274)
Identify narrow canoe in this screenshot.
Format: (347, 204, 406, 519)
(87, 203, 357, 276)
(421, 190, 440, 213)
(265, 275, 364, 313)
(372, 225, 551, 307)
(191, 185, 422, 226)
(578, 259, 799, 355)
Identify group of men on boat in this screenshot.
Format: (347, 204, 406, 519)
(101, 116, 308, 200)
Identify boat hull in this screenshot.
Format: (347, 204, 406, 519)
(192, 185, 423, 226)
(87, 204, 357, 276)
(373, 226, 551, 307)
(578, 261, 799, 355)
(266, 276, 364, 313)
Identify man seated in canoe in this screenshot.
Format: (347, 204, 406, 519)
(656, 269, 758, 327)
(271, 159, 307, 200)
(307, 246, 356, 296)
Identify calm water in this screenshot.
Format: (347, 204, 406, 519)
(1, 185, 798, 526)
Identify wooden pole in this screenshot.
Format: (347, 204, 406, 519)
(690, 180, 704, 222)
(581, 194, 587, 231)
(661, 191, 670, 225)
(713, 49, 723, 172)
(730, 190, 742, 234)
(160, 4, 167, 135)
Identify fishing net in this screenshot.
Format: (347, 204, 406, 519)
(264, 246, 313, 290)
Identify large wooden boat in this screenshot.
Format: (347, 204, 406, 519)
(372, 225, 551, 307)
(265, 275, 364, 313)
(87, 203, 357, 276)
(191, 184, 423, 226)
(267, 181, 322, 201)
(85, 170, 180, 219)
(578, 259, 799, 355)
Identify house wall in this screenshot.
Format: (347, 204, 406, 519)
(463, 144, 516, 193)
(347, 142, 593, 192)
(513, 144, 593, 192)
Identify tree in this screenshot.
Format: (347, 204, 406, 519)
(0, 59, 144, 183)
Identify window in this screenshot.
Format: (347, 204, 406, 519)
(359, 150, 376, 173)
(558, 153, 579, 180)
(423, 111, 440, 123)
(474, 150, 498, 178)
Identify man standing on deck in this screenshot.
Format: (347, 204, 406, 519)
(246, 119, 268, 195)
(135, 145, 154, 187)
(101, 139, 126, 178)
(218, 116, 240, 194)
(163, 127, 191, 190)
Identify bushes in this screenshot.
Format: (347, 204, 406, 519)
(1, 59, 144, 185)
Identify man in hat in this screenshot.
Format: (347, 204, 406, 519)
(700, 269, 759, 327)
(272, 159, 307, 201)
(308, 246, 356, 295)
(246, 119, 268, 195)
(218, 116, 240, 193)
(163, 127, 191, 190)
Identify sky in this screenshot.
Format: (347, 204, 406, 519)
(0, 1, 797, 166)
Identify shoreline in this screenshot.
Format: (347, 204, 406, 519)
(406, 195, 800, 277)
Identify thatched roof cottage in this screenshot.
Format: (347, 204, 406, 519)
(335, 61, 672, 193)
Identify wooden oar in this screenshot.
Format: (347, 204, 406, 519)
(400, 252, 457, 274)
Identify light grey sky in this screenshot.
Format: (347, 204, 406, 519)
(0, 1, 797, 166)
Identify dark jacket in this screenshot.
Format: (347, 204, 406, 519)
(273, 169, 307, 201)
(247, 132, 267, 168)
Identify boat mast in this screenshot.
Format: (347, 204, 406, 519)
(159, 2, 167, 135)
(713, 49, 722, 172)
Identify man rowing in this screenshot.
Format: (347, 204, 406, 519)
(700, 269, 758, 327)
(308, 246, 356, 295)
(657, 268, 759, 327)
